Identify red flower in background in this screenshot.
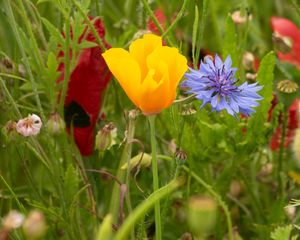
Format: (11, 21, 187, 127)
(57, 17, 111, 156)
(270, 99, 300, 150)
(147, 8, 166, 34)
(271, 17, 300, 69)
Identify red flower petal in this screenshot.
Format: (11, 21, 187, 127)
(271, 17, 300, 69)
(147, 8, 166, 34)
(58, 17, 111, 156)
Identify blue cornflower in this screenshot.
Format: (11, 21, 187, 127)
(181, 55, 263, 117)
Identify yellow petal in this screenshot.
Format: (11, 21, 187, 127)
(102, 48, 141, 106)
(139, 62, 170, 114)
(129, 34, 162, 80)
(147, 46, 188, 106)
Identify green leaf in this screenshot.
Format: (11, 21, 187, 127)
(222, 15, 238, 68)
(63, 165, 79, 205)
(246, 52, 275, 144)
(270, 225, 292, 240)
(78, 40, 98, 49)
(192, 5, 199, 67)
(41, 17, 64, 45)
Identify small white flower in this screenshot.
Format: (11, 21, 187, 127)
(16, 114, 42, 137)
(2, 210, 24, 230)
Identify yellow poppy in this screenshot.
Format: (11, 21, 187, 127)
(102, 34, 188, 115)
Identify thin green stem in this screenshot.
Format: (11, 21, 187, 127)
(182, 166, 233, 240)
(4, 0, 45, 119)
(59, 16, 71, 114)
(71, 0, 107, 52)
(141, 0, 175, 47)
(109, 113, 136, 224)
(114, 179, 183, 240)
(162, 0, 189, 38)
(278, 106, 288, 195)
(148, 115, 162, 240)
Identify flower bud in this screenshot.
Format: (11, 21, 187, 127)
(229, 180, 242, 197)
(257, 162, 273, 178)
(245, 72, 257, 82)
(1, 120, 18, 141)
(180, 232, 192, 240)
(168, 139, 177, 155)
(293, 128, 300, 164)
(46, 112, 65, 135)
(2, 210, 24, 230)
(285, 205, 296, 220)
(22, 210, 47, 239)
(175, 150, 188, 165)
(95, 122, 117, 151)
(231, 10, 252, 24)
(121, 152, 151, 171)
(1, 57, 13, 70)
(242, 52, 255, 71)
(187, 196, 217, 237)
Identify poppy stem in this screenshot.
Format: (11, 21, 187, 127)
(148, 115, 162, 240)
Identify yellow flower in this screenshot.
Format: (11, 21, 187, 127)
(102, 34, 188, 115)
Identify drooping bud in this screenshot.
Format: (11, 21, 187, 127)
(2, 210, 24, 230)
(121, 152, 151, 171)
(277, 80, 299, 106)
(1, 120, 18, 141)
(22, 210, 47, 239)
(231, 10, 252, 24)
(175, 150, 188, 165)
(128, 109, 139, 120)
(187, 196, 217, 237)
(95, 122, 117, 151)
(46, 112, 65, 135)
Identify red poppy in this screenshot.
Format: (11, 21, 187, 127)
(270, 17, 300, 69)
(57, 17, 111, 156)
(270, 98, 300, 150)
(147, 8, 166, 34)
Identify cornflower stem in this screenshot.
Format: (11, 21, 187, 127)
(278, 106, 288, 195)
(182, 166, 233, 240)
(148, 115, 162, 240)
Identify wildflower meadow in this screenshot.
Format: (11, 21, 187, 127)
(0, 0, 300, 239)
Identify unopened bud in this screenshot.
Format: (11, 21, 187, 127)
(242, 52, 255, 71)
(272, 33, 292, 54)
(95, 122, 117, 151)
(229, 180, 242, 197)
(175, 150, 188, 165)
(2, 120, 18, 141)
(2, 210, 24, 230)
(245, 72, 257, 81)
(46, 112, 65, 135)
(128, 109, 139, 120)
(121, 152, 151, 171)
(285, 205, 296, 220)
(180, 232, 193, 240)
(22, 210, 47, 239)
(187, 196, 217, 237)
(231, 10, 252, 24)
(293, 129, 300, 164)
(168, 139, 177, 155)
(1, 57, 13, 69)
(257, 163, 273, 179)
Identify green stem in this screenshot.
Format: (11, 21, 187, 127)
(148, 115, 162, 240)
(109, 113, 136, 224)
(4, 0, 45, 119)
(114, 179, 183, 240)
(278, 106, 288, 195)
(71, 0, 107, 52)
(182, 166, 233, 240)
